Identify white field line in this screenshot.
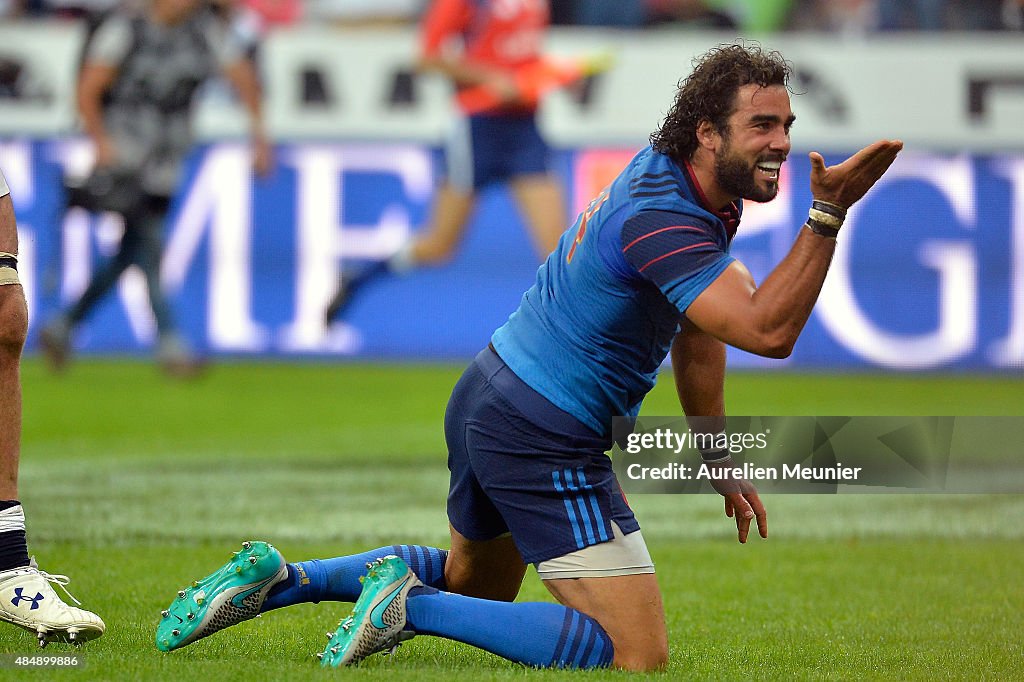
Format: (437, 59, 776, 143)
(18, 458, 1024, 543)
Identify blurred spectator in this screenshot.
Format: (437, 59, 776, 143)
(877, 0, 1009, 31)
(42, 0, 119, 20)
(787, 0, 876, 35)
(877, 0, 945, 30)
(646, 0, 738, 28)
(242, 0, 301, 28)
(0, 0, 25, 17)
(1007, 0, 1024, 29)
(946, 0, 1007, 30)
(549, 0, 573, 25)
(573, 0, 646, 27)
(39, 0, 272, 377)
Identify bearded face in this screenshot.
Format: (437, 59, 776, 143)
(713, 131, 785, 204)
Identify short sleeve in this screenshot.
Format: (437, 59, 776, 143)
(420, 0, 471, 59)
(0, 167, 9, 198)
(621, 209, 733, 314)
(86, 17, 134, 67)
(203, 17, 245, 68)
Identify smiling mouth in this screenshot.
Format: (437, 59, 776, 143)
(756, 160, 783, 181)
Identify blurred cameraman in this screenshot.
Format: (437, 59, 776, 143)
(40, 0, 271, 377)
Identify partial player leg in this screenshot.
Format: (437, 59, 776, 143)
(0, 194, 29, 562)
(543, 571, 668, 671)
(0, 194, 105, 646)
(317, 352, 617, 669)
(409, 111, 482, 267)
(534, 517, 668, 670)
(443, 524, 526, 601)
(132, 200, 175, 341)
(155, 540, 452, 651)
(130, 199, 204, 378)
(40, 214, 139, 370)
(0, 196, 26, 504)
(509, 172, 567, 257)
(262, 543, 450, 611)
(318, 524, 665, 669)
(319, 553, 615, 668)
(323, 182, 476, 325)
(408, 182, 477, 266)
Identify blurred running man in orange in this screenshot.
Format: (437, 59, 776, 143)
(324, 0, 568, 325)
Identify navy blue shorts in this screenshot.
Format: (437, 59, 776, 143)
(445, 112, 551, 191)
(445, 346, 641, 565)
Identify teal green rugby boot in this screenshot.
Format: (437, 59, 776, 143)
(156, 540, 287, 652)
(319, 555, 421, 667)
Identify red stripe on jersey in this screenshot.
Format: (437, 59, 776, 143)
(638, 242, 714, 273)
(621, 225, 706, 253)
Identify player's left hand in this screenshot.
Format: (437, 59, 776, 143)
(810, 139, 903, 209)
(705, 458, 768, 543)
(723, 487, 767, 544)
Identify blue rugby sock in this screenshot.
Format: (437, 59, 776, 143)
(405, 587, 614, 669)
(261, 545, 447, 612)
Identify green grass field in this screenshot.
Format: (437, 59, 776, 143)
(4, 358, 1023, 680)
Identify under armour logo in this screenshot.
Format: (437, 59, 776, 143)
(11, 587, 44, 610)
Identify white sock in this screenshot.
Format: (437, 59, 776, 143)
(387, 240, 417, 275)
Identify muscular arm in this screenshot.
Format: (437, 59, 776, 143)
(672, 317, 766, 543)
(686, 140, 903, 358)
(671, 318, 725, 420)
(685, 228, 834, 359)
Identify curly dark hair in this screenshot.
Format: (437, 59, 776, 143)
(650, 43, 792, 162)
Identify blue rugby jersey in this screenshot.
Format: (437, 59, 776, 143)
(491, 146, 742, 437)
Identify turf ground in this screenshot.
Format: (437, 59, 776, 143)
(3, 358, 1023, 680)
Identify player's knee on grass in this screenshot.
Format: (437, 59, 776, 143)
(538, 525, 667, 671)
(614, 644, 670, 672)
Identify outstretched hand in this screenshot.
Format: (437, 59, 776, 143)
(810, 139, 903, 209)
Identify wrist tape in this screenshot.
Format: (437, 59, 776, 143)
(805, 200, 847, 239)
(699, 432, 732, 463)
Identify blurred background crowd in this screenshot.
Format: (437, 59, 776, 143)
(2, 0, 1024, 34)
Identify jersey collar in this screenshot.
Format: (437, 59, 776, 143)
(680, 159, 741, 241)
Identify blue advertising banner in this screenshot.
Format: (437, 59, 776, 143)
(4, 138, 1023, 370)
